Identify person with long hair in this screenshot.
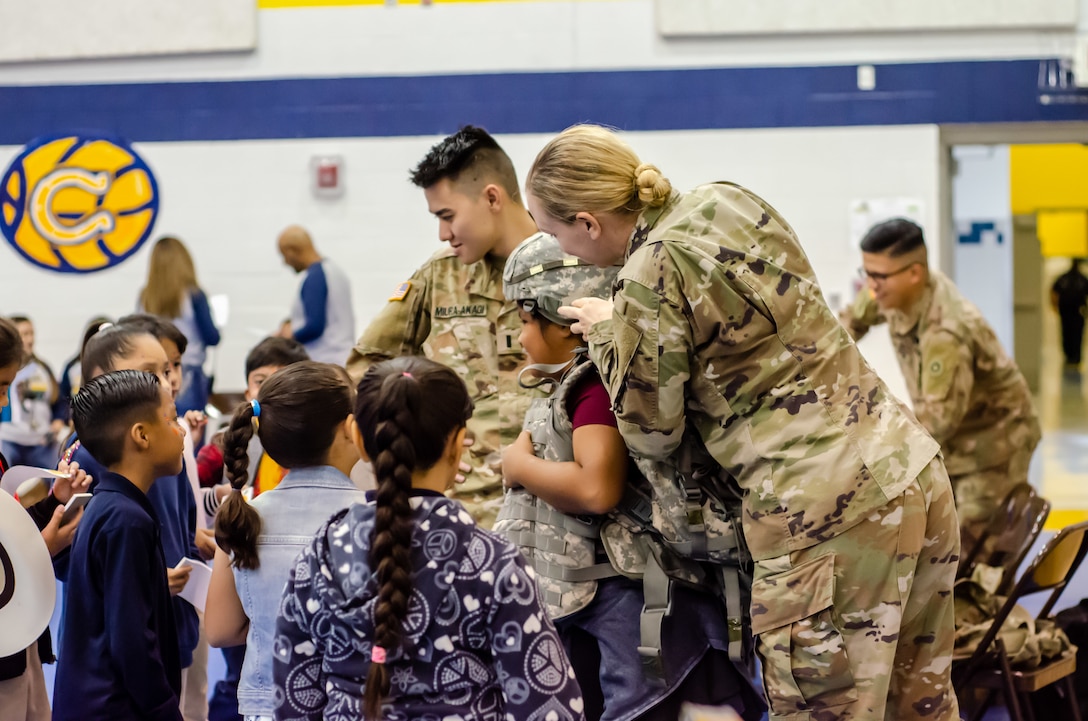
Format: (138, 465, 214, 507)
(528, 124, 960, 721)
(204, 361, 366, 721)
(138, 236, 221, 414)
(273, 356, 584, 721)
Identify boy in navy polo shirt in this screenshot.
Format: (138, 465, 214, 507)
(54, 370, 186, 721)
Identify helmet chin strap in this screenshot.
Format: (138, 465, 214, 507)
(517, 347, 587, 390)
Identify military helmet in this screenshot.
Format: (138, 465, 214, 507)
(503, 233, 618, 325)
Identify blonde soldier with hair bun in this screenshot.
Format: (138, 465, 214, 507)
(531, 124, 960, 721)
(346, 126, 546, 528)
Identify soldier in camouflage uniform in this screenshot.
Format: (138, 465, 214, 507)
(346, 126, 543, 528)
(840, 218, 1041, 548)
(527, 124, 960, 720)
(495, 235, 764, 721)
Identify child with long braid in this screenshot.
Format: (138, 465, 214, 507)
(204, 361, 367, 721)
(273, 356, 584, 721)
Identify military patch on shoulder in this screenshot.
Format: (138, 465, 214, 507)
(929, 359, 943, 375)
(388, 281, 411, 302)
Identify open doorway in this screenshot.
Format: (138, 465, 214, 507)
(943, 124, 1088, 522)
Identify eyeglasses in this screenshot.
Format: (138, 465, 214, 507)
(858, 262, 919, 282)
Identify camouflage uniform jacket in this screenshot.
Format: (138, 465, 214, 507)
(493, 356, 618, 620)
(584, 182, 940, 562)
(842, 271, 1040, 476)
(346, 242, 543, 521)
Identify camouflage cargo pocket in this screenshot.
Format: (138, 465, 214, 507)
(610, 313, 655, 422)
(751, 553, 857, 716)
(600, 521, 649, 578)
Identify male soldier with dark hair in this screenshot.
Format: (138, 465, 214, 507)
(346, 126, 544, 527)
(840, 218, 1040, 546)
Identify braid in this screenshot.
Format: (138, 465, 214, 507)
(362, 377, 420, 721)
(353, 356, 474, 720)
(214, 401, 262, 570)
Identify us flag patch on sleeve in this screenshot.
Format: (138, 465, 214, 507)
(389, 281, 412, 302)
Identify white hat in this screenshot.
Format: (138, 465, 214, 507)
(0, 489, 57, 656)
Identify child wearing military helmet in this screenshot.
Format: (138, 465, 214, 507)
(497, 235, 764, 721)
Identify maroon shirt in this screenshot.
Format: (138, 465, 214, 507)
(570, 371, 619, 430)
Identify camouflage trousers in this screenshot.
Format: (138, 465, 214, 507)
(950, 440, 1036, 551)
(751, 457, 960, 720)
(448, 456, 505, 530)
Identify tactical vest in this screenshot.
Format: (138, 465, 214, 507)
(617, 447, 752, 669)
(493, 358, 619, 620)
(496, 356, 753, 669)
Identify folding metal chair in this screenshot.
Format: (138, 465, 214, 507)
(959, 483, 1051, 595)
(953, 520, 1088, 721)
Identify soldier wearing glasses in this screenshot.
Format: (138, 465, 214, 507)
(840, 218, 1040, 548)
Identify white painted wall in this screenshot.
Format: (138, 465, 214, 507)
(0, 0, 948, 398)
(0, 125, 939, 392)
(0, 0, 1078, 87)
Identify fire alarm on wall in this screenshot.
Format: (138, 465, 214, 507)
(311, 155, 344, 198)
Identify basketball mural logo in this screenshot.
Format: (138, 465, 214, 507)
(0, 133, 159, 273)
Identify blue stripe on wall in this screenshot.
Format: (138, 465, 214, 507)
(1, 59, 1085, 145)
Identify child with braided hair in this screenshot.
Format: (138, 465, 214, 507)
(203, 361, 367, 721)
(273, 356, 585, 721)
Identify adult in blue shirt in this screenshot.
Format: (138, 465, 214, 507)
(276, 225, 356, 365)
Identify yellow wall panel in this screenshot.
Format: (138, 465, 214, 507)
(1011, 144, 1088, 215)
(1037, 210, 1088, 258)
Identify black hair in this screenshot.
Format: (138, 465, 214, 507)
(409, 125, 521, 201)
(516, 299, 563, 331)
(244, 336, 310, 379)
(79, 317, 113, 355)
(0, 318, 26, 369)
(71, 370, 163, 467)
(354, 356, 473, 721)
(117, 313, 189, 355)
(859, 218, 926, 258)
(80, 325, 158, 378)
(215, 361, 355, 570)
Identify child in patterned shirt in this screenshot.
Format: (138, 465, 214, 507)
(273, 356, 585, 721)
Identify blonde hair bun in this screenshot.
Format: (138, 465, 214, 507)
(634, 163, 671, 208)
